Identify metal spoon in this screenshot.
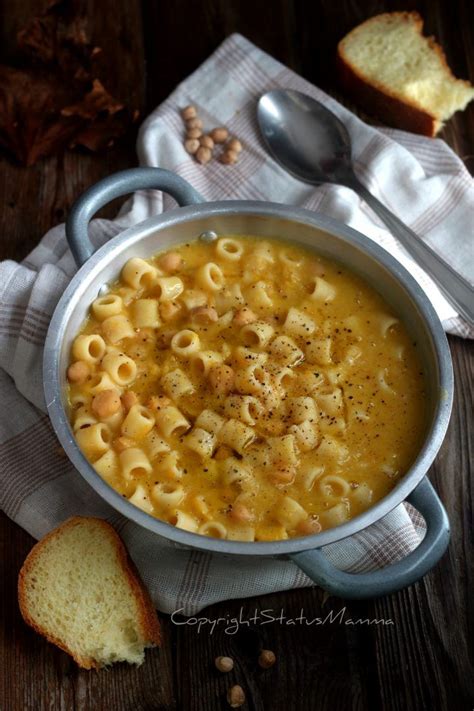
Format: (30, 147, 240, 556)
(257, 89, 474, 325)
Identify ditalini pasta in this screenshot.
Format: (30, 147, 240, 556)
(66, 236, 427, 541)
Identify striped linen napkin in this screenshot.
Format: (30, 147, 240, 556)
(0, 34, 472, 615)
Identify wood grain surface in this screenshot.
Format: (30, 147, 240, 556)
(0, 1, 472, 710)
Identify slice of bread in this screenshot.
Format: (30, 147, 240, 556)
(337, 12, 474, 136)
(18, 517, 160, 669)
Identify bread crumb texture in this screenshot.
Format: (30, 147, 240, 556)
(338, 12, 474, 134)
(18, 517, 160, 669)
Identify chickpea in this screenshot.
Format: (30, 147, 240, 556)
(184, 138, 200, 155)
(113, 436, 134, 453)
(158, 251, 183, 272)
(210, 127, 229, 144)
(233, 307, 257, 327)
(209, 365, 234, 396)
(230, 502, 254, 523)
(186, 127, 203, 139)
(258, 649, 276, 669)
(67, 361, 89, 384)
(227, 138, 242, 153)
(186, 117, 203, 130)
(148, 395, 172, 410)
(220, 150, 238, 165)
(215, 656, 234, 672)
(297, 516, 322, 536)
(196, 146, 212, 164)
(200, 135, 215, 150)
(181, 105, 197, 120)
(91, 389, 121, 419)
(191, 305, 218, 324)
(227, 685, 245, 708)
(121, 391, 138, 412)
(160, 300, 181, 322)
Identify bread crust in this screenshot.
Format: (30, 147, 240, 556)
(18, 516, 161, 670)
(337, 11, 472, 137)
(336, 53, 437, 137)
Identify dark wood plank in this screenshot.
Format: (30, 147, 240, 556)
(0, 0, 473, 709)
(142, 0, 301, 111)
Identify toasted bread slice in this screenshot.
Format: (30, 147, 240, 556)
(337, 12, 474, 136)
(18, 517, 160, 669)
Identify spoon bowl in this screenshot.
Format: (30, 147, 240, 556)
(258, 89, 353, 184)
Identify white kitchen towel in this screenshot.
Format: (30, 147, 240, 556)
(0, 34, 472, 615)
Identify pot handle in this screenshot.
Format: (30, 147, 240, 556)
(290, 477, 450, 599)
(66, 167, 205, 267)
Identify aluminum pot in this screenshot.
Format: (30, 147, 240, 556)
(43, 167, 453, 599)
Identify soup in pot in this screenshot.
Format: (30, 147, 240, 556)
(66, 236, 427, 541)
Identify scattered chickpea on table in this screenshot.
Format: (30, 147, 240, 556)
(186, 117, 203, 130)
(181, 105, 197, 121)
(227, 685, 246, 708)
(215, 656, 234, 672)
(196, 146, 212, 165)
(183, 138, 200, 155)
(258, 649, 277, 669)
(180, 105, 243, 165)
(200, 135, 215, 150)
(209, 126, 228, 144)
(213, 650, 277, 707)
(186, 127, 202, 139)
(219, 149, 238, 165)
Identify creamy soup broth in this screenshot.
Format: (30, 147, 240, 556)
(66, 236, 427, 541)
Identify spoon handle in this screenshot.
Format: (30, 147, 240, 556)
(348, 175, 474, 326)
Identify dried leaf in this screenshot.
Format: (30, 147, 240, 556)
(0, 0, 136, 165)
(17, 0, 91, 79)
(72, 111, 137, 151)
(61, 79, 124, 119)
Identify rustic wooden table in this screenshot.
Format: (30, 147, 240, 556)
(0, 1, 472, 709)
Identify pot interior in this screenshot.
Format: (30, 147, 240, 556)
(45, 204, 452, 555)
